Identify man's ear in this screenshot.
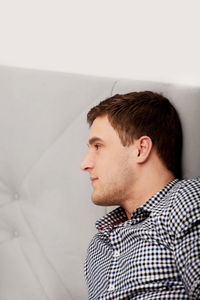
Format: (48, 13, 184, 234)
(135, 136, 153, 163)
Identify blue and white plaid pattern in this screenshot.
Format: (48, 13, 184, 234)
(84, 178, 200, 299)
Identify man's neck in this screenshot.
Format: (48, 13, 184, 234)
(123, 170, 175, 220)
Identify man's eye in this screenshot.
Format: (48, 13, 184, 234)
(94, 144, 101, 150)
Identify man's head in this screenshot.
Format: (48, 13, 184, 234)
(87, 91, 182, 179)
(80, 91, 182, 209)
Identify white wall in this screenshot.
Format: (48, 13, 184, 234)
(0, 0, 199, 85)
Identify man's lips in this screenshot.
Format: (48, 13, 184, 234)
(90, 177, 99, 184)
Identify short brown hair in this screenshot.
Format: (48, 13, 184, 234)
(87, 91, 183, 178)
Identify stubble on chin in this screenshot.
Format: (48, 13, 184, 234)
(91, 186, 126, 207)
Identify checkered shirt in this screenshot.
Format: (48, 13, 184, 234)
(84, 178, 200, 299)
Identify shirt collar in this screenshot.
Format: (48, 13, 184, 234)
(96, 179, 179, 230)
(139, 178, 179, 213)
(96, 206, 127, 231)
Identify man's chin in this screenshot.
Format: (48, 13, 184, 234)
(91, 194, 117, 207)
(91, 193, 107, 206)
(91, 197, 105, 206)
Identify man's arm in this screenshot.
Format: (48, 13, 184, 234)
(170, 180, 200, 299)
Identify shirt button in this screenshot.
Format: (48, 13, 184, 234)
(108, 284, 115, 291)
(113, 250, 120, 257)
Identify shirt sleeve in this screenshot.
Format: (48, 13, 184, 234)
(170, 179, 200, 299)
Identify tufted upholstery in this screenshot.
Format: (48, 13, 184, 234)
(0, 65, 199, 300)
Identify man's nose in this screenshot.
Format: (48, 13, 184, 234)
(80, 152, 94, 171)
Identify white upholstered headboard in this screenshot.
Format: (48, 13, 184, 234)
(0, 65, 199, 299)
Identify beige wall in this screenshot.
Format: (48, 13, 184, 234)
(0, 0, 199, 85)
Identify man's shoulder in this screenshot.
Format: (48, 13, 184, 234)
(168, 177, 200, 233)
(172, 177, 200, 206)
(156, 177, 200, 215)
(178, 176, 200, 189)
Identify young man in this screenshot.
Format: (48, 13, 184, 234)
(80, 91, 200, 299)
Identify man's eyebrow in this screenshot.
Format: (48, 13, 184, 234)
(88, 137, 104, 146)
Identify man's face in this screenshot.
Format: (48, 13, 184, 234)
(80, 115, 138, 206)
